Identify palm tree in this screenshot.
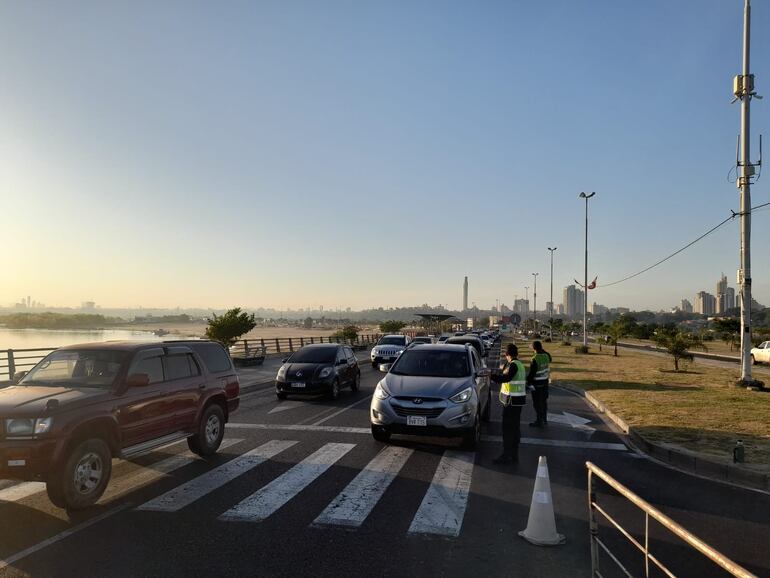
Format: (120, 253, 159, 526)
(606, 321, 628, 357)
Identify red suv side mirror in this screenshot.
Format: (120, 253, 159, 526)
(125, 373, 150, 388)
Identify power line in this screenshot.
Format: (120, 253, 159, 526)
(598, 202, 770, 289)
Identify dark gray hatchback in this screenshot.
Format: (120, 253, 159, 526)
(275, 344, 360, 400)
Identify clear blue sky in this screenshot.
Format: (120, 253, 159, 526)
(0, 0, 767, 312)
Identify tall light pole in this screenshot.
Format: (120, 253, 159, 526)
(548, 247, 557, 341)
(532, 273, 539, 332)
(735, 0, 761, 385)
(579, 192, 596, 348)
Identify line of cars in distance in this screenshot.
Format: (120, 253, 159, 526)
(272, 329, 501, 450)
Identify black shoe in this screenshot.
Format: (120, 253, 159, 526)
(529, 421, 544, 428)
(492, 455, 512, 464)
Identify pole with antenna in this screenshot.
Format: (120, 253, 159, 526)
(735, 0, 762, 386)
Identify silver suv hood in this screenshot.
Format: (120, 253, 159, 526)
(382, 374, 470, 399)
(372, 344, 406, 353)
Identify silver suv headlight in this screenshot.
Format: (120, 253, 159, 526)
(5, 417, 53, 437)
(374, 381, 390, 400)
(449, 387, 473, 404)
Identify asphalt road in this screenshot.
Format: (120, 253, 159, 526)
(1, 348, 768, 577)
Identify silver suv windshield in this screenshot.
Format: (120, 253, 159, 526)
(378, 336, 406, 346)
(390, 350, 470, 378)
(20, 350, 127, 388)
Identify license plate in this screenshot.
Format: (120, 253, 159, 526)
(291, 382, 306, 388)
(407, 416, 427, 426)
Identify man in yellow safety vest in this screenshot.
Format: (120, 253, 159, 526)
(490, 342, 527, 464)
(528, 340, 552, 428)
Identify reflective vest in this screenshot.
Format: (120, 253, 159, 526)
(499, 360, 527, 406)
(532, 352, 551, 384)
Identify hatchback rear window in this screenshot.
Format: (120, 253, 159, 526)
(390, 350, 470, 378)
(288, 347, 337, 364)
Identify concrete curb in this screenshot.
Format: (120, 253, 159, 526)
(557, 382, 770, 493)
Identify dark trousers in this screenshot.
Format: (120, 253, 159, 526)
(501, 404, 523, 457)
(531, 385, 549, 424)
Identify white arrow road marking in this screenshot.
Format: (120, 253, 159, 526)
(547, 411, 596, 434)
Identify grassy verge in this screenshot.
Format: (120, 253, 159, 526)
(526, 339, 770, 472)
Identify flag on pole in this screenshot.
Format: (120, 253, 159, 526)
(587, 277, 598, 290)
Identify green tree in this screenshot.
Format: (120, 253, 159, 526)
(379, 320, 407, 333)
(303, 316, 313, 329)
(331, 325, 359, 343)
(606, 317, 634, 357)
(204, 308, 256, 346)
(713, 318, 740, 351)
(478, 316, 490, 329)
(654, 329, 706, 371)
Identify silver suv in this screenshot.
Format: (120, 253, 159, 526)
(370, 334, 410, 368)
(370, 344, 491, 449)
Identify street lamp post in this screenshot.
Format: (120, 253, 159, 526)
(579, 192, 596, 348)
(532, 273, 539, 332)
(548, 247, 557, 341)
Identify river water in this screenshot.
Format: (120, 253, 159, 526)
(0, 328, 167, 351)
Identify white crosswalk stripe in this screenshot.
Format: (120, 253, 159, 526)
(136, 440, 297, 512)
(313, 446, 413, 528)
(408, 450, 475, 537)
(0, 482, 46, 502)
(100, 438, 243, 503)
(219, 442, 356, 523)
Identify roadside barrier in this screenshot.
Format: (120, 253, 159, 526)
(0, 334, 382, 382)
(586, 461, 756, 578)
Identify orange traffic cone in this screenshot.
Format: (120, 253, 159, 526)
(519, 455, 566, 546)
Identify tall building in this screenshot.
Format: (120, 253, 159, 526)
(513, 299, 530, 318)
(680, 299, 693, 313)
(463, 276, 468, 311)
(563, 285, 585, 319)
(725, 287, 736, 311)
(695, 291, 716, 316)
(716, 274, 736, 314)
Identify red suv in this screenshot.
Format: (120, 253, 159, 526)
(0, 340, 240, 510)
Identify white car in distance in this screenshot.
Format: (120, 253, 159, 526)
(750, 341, 770, 365)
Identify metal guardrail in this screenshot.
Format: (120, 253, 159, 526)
(0, 334, 382, 382)
(587, 461, 756, 578)
(229, 334, 380, 358)
(0, 347, 57, 382)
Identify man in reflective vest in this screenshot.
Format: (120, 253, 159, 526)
(528, 340, 552, 428)
(490, 343, 527, 464)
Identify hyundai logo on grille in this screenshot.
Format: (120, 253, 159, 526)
(413, 398, 423, 404)
(296, 371, 303, 377)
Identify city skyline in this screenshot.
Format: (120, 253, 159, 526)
(0, 2, 767, 311)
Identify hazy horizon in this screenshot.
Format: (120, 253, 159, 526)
(1, 1, 767, 312)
